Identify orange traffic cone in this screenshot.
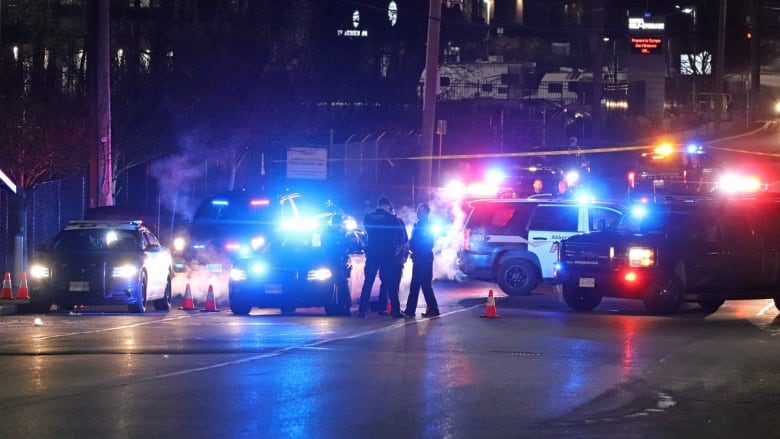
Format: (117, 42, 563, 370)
(178, 283, 197, 310)
(1, 272, 12, 299)
(201, 284, 220, 312)
(15, 272, 30, 300)
(481, 289, 499, 318)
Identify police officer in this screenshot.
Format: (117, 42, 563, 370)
(321, 214, 354, 316)
(357, 197, 408, 318)
(403, 203, 439, 318)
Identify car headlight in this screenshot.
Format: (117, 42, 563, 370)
(30, 264, 50, 279)
(342, 218, 358, 232)
(230, 267, 248, 281)
(307, 268, 332, 281)
(627, 247, 655, 267)
(112, 264, 139, 278)
(173, 237, 186, 252)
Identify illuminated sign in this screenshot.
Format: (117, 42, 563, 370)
(628, 17, 665, 31)
(287, 147, 328, 180)
(337, 9, 368, 38)
(631, 37, 663, 55)
(388, 1, 398, 26)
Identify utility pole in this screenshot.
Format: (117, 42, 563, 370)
(96, 0, 113, 206)
(420, 0, 441, 202)
(749, 0, 760, 123)
(714, 0, 727, 133)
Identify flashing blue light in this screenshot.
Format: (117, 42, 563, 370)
(685, 143, 701, 154)
(576, 193, 595, 204)
(212, 199, 229, 206)
(250, 262, 268, 274)
(484, 168, 506, 185)
(630, 205, 648, 219)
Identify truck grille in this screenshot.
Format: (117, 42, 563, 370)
(561, 242, 611, 268)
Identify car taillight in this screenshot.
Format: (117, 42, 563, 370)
(463, 228, 471, 251)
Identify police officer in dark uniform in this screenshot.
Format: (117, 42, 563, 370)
(357, 197, 408, 318)
(403, 203, 439, 318)
(321, 214, 354, 316)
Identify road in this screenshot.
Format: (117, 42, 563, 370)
(1, 276, 779, 438)
(3, 121, 780, 438)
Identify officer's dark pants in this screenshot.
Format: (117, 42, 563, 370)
(359, 252, 395, 313)
(405, 258, 437, 314)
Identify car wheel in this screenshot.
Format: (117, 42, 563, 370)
(129, 273, 148, 313)
(153, 275, 172, 311)
(561, 281, 602, 311)
(496, 258, 538, 296)
(280, 306, 296, 316)
(697, 299, 724, 313)
(643, 274, 682, 314)
(228, 290, 252, 315)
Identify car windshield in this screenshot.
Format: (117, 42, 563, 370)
(51, 229, 142, 252)
(194, 195, 278, 223)
(614, 205, 669, 234)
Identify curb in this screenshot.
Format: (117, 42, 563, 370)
(0, 304, 18, 315)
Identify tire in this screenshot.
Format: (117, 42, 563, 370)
(697, 299, 724, 313)
(496, 258, 538, 296)
(325, 281, 351, 316)
(153, 275, 172, 311)
(129, 273, 148, 313)
(643, 274, 683, 315)
(280, 306, 296, 316)
(561, 281, 602, 311)
(774, 297, 780, 312)
(229, 293, 252, 316)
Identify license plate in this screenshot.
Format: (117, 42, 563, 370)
(579, 277, 595, 288)
(264, 284, 283, 294)
(206, 263, 223, 273)
(69, 281, 90, 292)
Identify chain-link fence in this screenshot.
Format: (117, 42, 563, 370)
(0, 175, 87, 275)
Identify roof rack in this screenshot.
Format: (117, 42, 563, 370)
(67, 220, 143, 227)
(658, 191, 780, 204)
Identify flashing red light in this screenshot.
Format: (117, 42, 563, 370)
(624, 271, 638, 282)
(224, 242, 241, 252)
(627, 171, 636, 188)
(250, 198, 270, 206)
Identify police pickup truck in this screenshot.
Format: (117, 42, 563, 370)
(556, 192, 780, 314)
(458, 198, 625, 296)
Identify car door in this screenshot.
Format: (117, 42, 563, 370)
(142, 230, 170, 296)
(757, 205, 780, 287)
(527, 204, 580, 278)
(717, 205, 761, 291)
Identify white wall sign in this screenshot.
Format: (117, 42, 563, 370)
(286, 147, 328, 180)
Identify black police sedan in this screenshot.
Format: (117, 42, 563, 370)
(25, 220, 173, 313)
(227, 217, 360, 316)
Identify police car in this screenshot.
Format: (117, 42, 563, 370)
(556, 191, 780, 314)
(172, 190, 305, 273)
(25, 220, 173, 313)
(627, 143, 720, 201)
(458, 197, 625, 295)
